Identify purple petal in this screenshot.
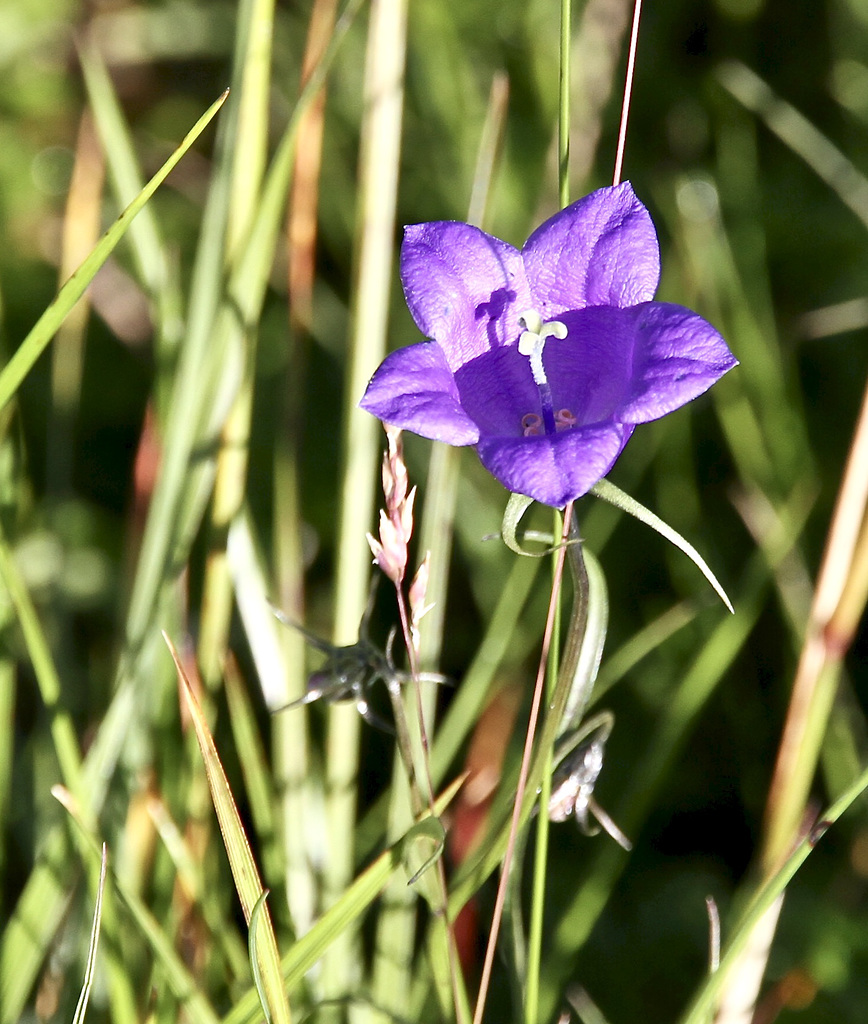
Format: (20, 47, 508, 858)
(453, 345, 540, 437)
(476, 423, 634, 508)
(522, 182, 660, 316)
(537, 308, 634, 426)
(400, 221, 532, 372)
(615, 302, 738, 423)
(360, 343, 480, 445)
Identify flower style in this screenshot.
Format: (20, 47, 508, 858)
(360, 182, 737, 508)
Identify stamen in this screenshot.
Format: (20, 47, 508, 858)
(522, 413, 543, 436)
(555, 409, 577, 431)
(517, 308, 568, 436)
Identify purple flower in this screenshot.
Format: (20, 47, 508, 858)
(360, 182, 737, 508)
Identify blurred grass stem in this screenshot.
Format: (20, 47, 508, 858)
(197, 0, 274, 689)
(48, 110, 103, 498)
(324, 0, 408, 1009)
(763, 379, 868, 871)
(274, 0, 341, 936)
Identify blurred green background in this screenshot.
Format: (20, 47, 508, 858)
(3, 0, 868, 1022)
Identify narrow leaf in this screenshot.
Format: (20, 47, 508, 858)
(0, 89, 228, 415)
(501, 492, 538, 556)
(248, 891, 274, 1024)
(70, 844, 107, 1024)
(222, 774, 466, 1024)
(403, 816, 447, 887)
(592, 478, 734, 612)
(558, 547, 609, 737)
(164, 633, 292, 1024)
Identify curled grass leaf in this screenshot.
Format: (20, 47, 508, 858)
(403, 816, 447, 889)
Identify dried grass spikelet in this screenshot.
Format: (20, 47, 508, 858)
(367, 424, 416, 584)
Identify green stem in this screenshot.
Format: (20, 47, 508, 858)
(524, 511, 563, 1022)
(450, 513, 593, 908)
(0, 524, 86, 819)
(525, 0, 571, 1011)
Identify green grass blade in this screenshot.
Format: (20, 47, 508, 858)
(70, 845, 107, 1024)
(166, 634, 292, 1024)
(0, 523, 85, 811)
(197, 0, 274, 687)
(222, 775, 465, 1024)
(718, 61, 868, 234)
(78, 41, 181, 355)
(0, 830, 75, 1024)
(591, 478, 734, 612)
(678, 759, 868, 1024)
(0, 89, 228, 415)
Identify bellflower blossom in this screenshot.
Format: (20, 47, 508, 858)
(360, 182, 737, 508)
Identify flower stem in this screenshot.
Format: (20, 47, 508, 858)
(613, 0, 643, 187)
(524, 511, 563, 1023)
(558, 0, 571, 208)
(472, 504, 587, 1024)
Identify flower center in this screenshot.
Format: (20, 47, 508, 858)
(518, 309, 569, 435)
(522, 409, 578, 436)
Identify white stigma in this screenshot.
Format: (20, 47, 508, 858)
(518, 309, 567, 388)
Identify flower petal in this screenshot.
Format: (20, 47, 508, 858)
(615, 302, 738, 423)
(538, 308, 633, 426)
(453, 345, 540, 437)
(476, 423, 634, 508)
(400, 221, 532, 371)
(360, 343, 480, 445)
(522, 182, 660, 316)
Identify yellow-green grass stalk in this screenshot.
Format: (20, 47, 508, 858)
(272, 0, 341, 941)
(197, 0, 275, 691)
(322, 0, 409, 1009)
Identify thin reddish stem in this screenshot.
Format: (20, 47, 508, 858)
(395, 583, 467, 1023)
(472, 504, 574, 1024)
(613, 0, 644, 187)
